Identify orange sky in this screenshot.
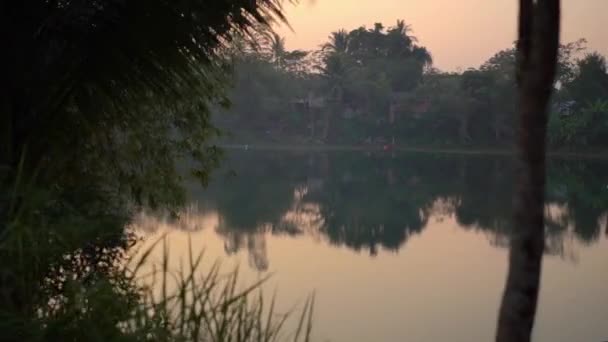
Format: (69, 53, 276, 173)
(276, 0, 607, 70)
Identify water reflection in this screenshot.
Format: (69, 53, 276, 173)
(177, 151, 608, 270)
(134, 151, 608, 341)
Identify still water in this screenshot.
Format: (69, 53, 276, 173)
(135, 151, 608, 342)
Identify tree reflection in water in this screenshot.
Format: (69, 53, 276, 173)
(148, 151, 608, 271)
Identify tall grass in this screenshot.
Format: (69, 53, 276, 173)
(1, 168, 314, 341)
(126, 235, 315, 342)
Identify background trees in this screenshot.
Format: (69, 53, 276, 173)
(549, 53, 608, 146)
(219, 20, 434, 144)
(217, 20, 608, 149)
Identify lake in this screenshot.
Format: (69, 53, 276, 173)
(134, 150, 608, 342)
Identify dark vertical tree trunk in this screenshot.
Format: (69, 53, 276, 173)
(496, 1, 560, 342)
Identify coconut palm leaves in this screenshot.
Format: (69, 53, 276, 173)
(1, 0, 292, 207)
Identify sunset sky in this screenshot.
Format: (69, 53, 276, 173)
(276, 0, 607, 71)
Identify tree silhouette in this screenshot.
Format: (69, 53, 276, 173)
(496, 0, 561, 341)
(1, 0, 288, 200)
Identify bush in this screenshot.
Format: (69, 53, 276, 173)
(0, 174, 314, 342)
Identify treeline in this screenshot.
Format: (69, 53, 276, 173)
(215, 21, 608, 148)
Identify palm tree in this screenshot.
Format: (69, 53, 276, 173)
(1, 0, 287, 172)
(391, 19, 415, 43)
(284, 49, 310, 75)
(496, 0, 561, 341)
(317, 29, 358, 141)
(412, 46, 433, 67)
(322, 29, 350, 55)
(267, 32, 287, 69)
(386, 20, 432, 66)
(312, 54, 344, 141)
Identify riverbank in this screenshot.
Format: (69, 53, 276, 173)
(219, 143, 608, 160)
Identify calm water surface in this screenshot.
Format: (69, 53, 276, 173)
(135, 151, 608, 342)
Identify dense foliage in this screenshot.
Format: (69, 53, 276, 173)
(1, 0, 292, 205)
(217, 22, 608, 148)
(0, 1, 317, 341)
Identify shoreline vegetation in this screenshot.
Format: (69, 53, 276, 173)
(1, 1, 316, 341)
(217, 21, 607, 155)
(219, 143, 608, 159)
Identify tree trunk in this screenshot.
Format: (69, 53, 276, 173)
(496, 1, 560, 342)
